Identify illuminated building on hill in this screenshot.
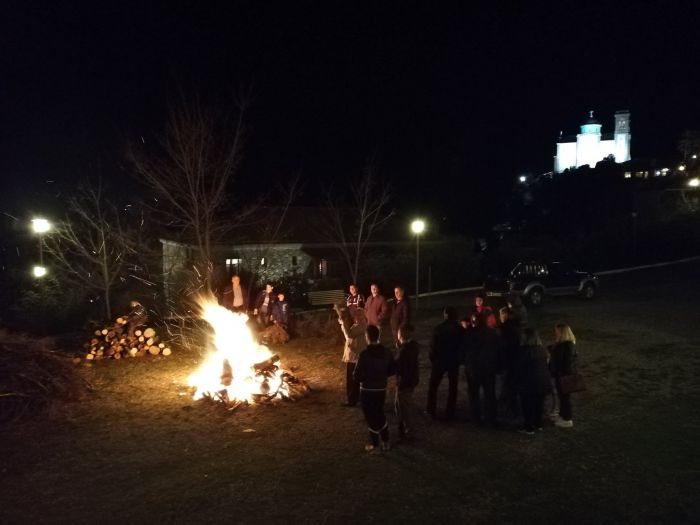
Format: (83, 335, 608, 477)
(554, 110, 631, 173)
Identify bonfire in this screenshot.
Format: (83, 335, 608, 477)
(187, 300, 307, 406)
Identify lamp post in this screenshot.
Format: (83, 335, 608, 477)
(410, 219, 425, 311)
(31, 218, 51, 278)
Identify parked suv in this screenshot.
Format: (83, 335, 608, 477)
(484, 261, 599, 306)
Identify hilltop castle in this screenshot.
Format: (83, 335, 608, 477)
(554, 110, 631, 173)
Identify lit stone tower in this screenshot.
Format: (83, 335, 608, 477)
(613, 110, 631, 162)
(553, 110, 632, 173)
(576, 111, 602, 168)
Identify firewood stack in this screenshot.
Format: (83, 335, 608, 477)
(82, 317, 172, 361)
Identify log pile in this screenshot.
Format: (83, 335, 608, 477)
(82, 317, 172, 361)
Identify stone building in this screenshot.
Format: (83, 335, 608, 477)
(159, 208, 479, 305)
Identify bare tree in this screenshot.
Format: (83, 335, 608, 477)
(43, 181, 133, 320)
(321, 164, 394, 283)
(127, 94, 254, 290)
(678, 129, 700, 162)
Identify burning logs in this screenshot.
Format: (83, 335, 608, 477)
(81, 317, 172, 361)
(188, 301, 310, 406)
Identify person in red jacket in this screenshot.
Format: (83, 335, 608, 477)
(472, 293, 497, 329)
(365, 283, 389, 334)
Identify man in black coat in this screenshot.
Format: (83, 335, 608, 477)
(390, 286, 411, 349)
(463, 313, 503, 427)
(426, 306, 464, 420)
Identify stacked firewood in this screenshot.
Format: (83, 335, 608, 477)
(82, 317, 172, 361)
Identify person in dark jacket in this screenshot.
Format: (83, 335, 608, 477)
(253, 283, 276, 328)
(394, 324, 419, 438)
(515, 328, 553, 435)
(463, 313, 502, 427)
(271, 291, 289, 329)
(260, 291, 290, 344)
(426, 306, 464, 420)
(354, 325, 395, 454)
(549, 323, 577, 428)
(365, 283, 390, 335)
(390, 285, 411, 348)
(222, 274, 248, 313)
(346, 283, 365, 317)
(498, 307, 522, 419)
(507, 295, 528, 328)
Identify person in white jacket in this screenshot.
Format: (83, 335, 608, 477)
(339, 307, 367, 407)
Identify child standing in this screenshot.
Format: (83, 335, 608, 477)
(354, 325, 395, 454)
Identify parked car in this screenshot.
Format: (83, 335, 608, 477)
(484, 261, 599, 306)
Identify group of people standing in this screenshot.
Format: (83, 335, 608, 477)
(428, 294, 578, 435)
(339, 284, 580, 454)
(221, 275, 290, 343)
(338, 283, 416, 454)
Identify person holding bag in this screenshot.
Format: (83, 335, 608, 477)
(549, 323, 580, 428)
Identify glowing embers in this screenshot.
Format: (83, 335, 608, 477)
(187, 301, 307, 406)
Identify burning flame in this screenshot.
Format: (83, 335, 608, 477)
(187, 300, 288, 403)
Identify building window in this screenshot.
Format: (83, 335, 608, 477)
(225, 258, 242, 267)
(292, 256, 298, 266)
(319, 258, 328, 277)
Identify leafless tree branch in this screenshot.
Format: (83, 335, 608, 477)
(319, 163, 394, 283)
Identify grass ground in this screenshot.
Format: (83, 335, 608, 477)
(2, 264, 700, 523)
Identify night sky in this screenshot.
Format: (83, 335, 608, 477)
(2, 1, 700, 230)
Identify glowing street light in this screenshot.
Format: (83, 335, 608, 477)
(31, 217, 52, 278)
(519, 175, 527, 183)
(31, 218, 51, 234)
(411, 219, 425, 235)
(411, 219, 426, 311)
(678, 165, 686, 172)
(688, 178, 699, 188)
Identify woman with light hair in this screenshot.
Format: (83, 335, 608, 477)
(549, 323, 577, 428)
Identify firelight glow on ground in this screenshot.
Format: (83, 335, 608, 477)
(187, 300, 288, 403)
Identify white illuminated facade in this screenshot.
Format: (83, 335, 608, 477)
(554, 110, 631, 173)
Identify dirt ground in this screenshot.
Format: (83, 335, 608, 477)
(2, 263, 700, 523)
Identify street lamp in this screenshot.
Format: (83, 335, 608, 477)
(411, 219, 426, 311)
(519, 175, 527, 183)
(31, 218, 51, 234)
(31, 217, 52, 275)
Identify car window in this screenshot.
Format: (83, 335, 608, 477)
(513, 263, 548, 278)
(550, 263, 569, 276)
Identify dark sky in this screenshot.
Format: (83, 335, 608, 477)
(2, 1, 700, 229)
